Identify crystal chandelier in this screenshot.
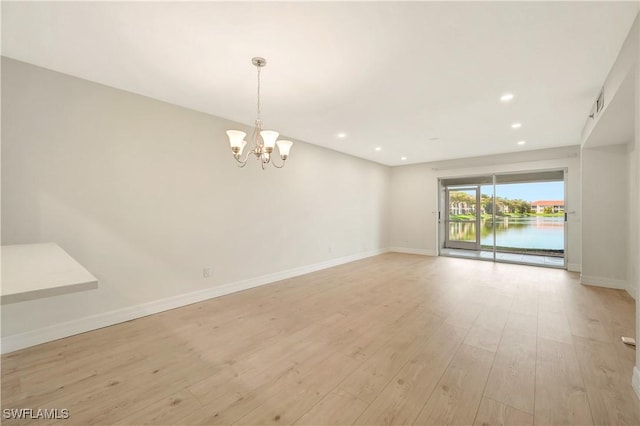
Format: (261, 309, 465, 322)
(226, 57, 293, 169)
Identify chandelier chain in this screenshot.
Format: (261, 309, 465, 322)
(256, 65, 261, 121)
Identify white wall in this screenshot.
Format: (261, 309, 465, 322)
(629, 128, 639, 396)
(0, 58, 390, 346)
(580, 145, 629, 289)
(635, 47, 640, 396)
(627, 140, 638, 300)
(388, 163, 438, 256)
(389, 146, 582, 270)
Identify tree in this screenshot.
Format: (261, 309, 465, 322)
(481, 194, 493, 214)
(543, 206, 553, 214)
(513, 199, 531, 214)
(450, 191, 474, 204)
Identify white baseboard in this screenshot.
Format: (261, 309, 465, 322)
(389, 247, 437, 256)
(633, 367, 640, 400)
(626, 282, 637, 300)
(579, 274, 635, 300)
(580, 274, 627, 291)
(1, 248, 390, 354)
(567, 263, 581, 273)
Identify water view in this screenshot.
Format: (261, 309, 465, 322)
(448, 216, 564, 252)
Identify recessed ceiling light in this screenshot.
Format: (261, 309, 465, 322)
(517, 140, 526, 145)
(375, 147, 382, 151)
(500, 93, 514, 102)
(337, 132, 347, 139)
(511, 122, 522, 129)
(401, 156, 407, 161)
(428, 137, 440, 141)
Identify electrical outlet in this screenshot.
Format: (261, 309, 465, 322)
(203, 267, 212, 278)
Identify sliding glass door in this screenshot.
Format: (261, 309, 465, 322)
(439, 170, 566, 268)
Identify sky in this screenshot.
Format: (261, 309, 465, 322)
(480, 181, 564, 202)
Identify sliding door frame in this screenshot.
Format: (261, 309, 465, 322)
(444, 186, 481, 250)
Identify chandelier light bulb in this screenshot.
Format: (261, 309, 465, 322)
(500, 93, 514, 102)
(260, 130, 279, 151)
(226, 130, 246, 151)
(277, 140, 293, 158)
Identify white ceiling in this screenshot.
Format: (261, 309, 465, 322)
(2, 1, 638, 166)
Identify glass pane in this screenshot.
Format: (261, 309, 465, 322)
(449, 221, 476, 242)
(494, 181, 565, 256)
(448, 189, 477, 242)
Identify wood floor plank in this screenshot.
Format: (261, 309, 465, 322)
(572, 336, 640, 426)
(566, 311, 612, 343)
(185, 339, 359, 423)
(337, 331, 423, 404)
(463, 306, 510, 353)
(412, 343, 495, 426)
(483, 323, 537, 414)
(534, 337, 594, 426)
(510, 297, 538, 317)
(293, 389, 368, 426)
(111, 389, 202, 425)
(537, 310, 573, 344)
(353, 323, 467, 426)
(443, 299, 484, 329)
(233, 353, 359, 425)
(473, 397, 534, 426)
(187, 315, 361, 418)
(46, 351, 217, 425)
(502, 311, 537, 338)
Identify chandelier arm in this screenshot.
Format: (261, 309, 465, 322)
(270, 156, 286, 168)
(233, 148, 255, 166)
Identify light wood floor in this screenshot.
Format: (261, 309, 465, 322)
(2, 253, 639, 425)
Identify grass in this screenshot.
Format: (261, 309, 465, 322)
(450, 212, 564, 220)
(480, 245, 565, 257)
(449, 214, 476, 220)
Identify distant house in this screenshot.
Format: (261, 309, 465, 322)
(450, 202, 476, 215)
(531, 200, 564, 213)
